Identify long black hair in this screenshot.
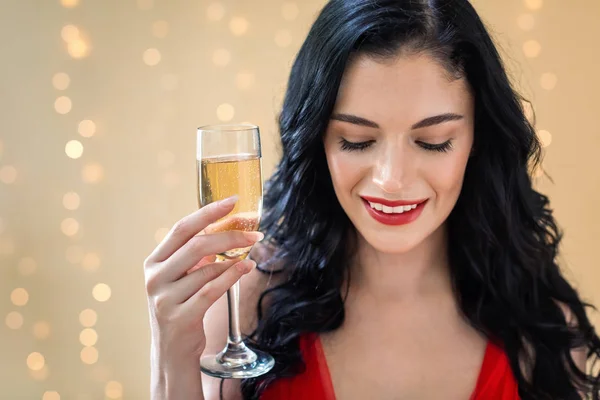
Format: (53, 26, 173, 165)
(240, 0, 600, 398)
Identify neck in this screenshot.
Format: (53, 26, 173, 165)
(348, 225, 453, 305)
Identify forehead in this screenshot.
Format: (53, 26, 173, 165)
(334, 54, 473, 125)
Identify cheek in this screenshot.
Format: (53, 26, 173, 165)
(427, 152, 470, 201)
(326, 151, 366, 193)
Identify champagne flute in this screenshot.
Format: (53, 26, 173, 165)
(197, 124, 274, 379)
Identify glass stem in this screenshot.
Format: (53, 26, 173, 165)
(227, 280, 243, 345)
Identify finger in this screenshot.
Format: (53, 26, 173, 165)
(147, 195, 239, 263)
(162, 230, 263, 283)
(186, 255, 217, 275)
(170, 259, 238, 303)
(184, 259, 256, 313)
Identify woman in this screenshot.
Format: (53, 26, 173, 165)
(144, 0, 600, 399)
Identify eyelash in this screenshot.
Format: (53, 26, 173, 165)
(339, 138, 453, 153)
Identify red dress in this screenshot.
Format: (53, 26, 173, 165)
(261, 334, 520, 400)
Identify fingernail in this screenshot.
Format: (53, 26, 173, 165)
(219, 195, 239, 208)
(236, 260, 256, 274)
(243, 231, 264, 242)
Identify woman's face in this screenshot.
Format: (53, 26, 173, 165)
(323, 54, 474, 254)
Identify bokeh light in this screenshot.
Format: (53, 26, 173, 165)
(78, 120, 96, 138)
(63, 192, 80, 210)
(11, 288, 29, 306)
(61, 25, 79, 42)
(5, 311, 24, 330)
(42, 391, 61, 400)
(52, 73, 70, 90)
(55, 96, 72, 114)
(93, 283, 111, 302)
(212, 49, 231, 67)
(82, 252, 101, 271)
(207, 2, 225, 21)
(524, 0, 543, 10)
(80, 346, 99, 364)
(216, 103, 235, 122)
(152, 20, 169, 38)
(80, 328, 98, 346)
(65, 140, 84, 159)
(0, 165, 17, 184)
(229, 17, 249, 36)
(82, 163, 104, 183)
(61, 218, 80, 237)
(143, 48, 161, 66)
(79, 309, 98, 327)
(523, 40, 541, 58)
(33, 321, 51, 340)
(105, 381, 123, 399)
(27, 352, 45, 371)
(540, 73, 557, 90)
(68, 38, 91, 59)
(282, 2, 299, 21)
(538, 129, 552, 147)
(60, 0, 79, 7)
(18, 257, 37, 276)
(66, 245, 85, 264)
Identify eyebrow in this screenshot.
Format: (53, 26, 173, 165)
(330, 112, 464, 130)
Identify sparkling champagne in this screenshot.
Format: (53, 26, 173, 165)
(198, 154, 262, 260)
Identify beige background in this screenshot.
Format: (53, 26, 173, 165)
(0, 0, 598, 399)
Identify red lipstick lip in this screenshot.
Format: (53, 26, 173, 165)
(360, 196, 428, 207)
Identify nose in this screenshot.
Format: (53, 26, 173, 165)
(372, 143, 413, 194)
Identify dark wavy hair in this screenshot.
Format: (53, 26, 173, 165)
(238, 0, 600, 399)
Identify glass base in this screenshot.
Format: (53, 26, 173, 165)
(200, 341, 275, 379)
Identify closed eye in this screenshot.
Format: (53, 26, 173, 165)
(339, 138, 375, 152)
(417, 140, 453, 152)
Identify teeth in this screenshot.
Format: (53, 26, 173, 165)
(368, 201, 419, 214)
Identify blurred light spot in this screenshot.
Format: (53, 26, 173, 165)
(80, 328, 98, 346)
(78, 120, 96, 138)
(60, 0, 79, 7)
(42, 391, 61, 400)
(0, 236, 16, 254)
(61, 25, 79, 42)
(282, 2, 299, 21)
(33, 321, 51, 340)
(274, 30, 292, 48)
(143, 48, 161, 66)
(80, 346, 98, 364)
(537, 129, 552, 147)
(67, 246, 84, 264)
(18, 257, 37, 276)
(162, 171, 181, 187)
(55, 96, 72, 114)
(63, 192, 80, 210)
(79, 309, 97, 327)
(137, 0, 153, 10)
(0, 165, 17, 184)
(154, 228, 169, 244)
(27, 352, 45, 371)
(5, 311, 23, 330)
(212, 49, 231, 67)
(52, 73, 70, 90)
(524, 0, 543, 10)
(522, 40, 541, 58)
(93, 283, 111, 302)
(29, 365, 49, 381)
(517, 14, 535, 31)
(160, 74, 179, 91)
(91, 365, 112, 382)
(216, 103, 235, 122)
(105, 381, 123, 399)
(11, 288, 29, 306)
(207, 2, 225, 21)
(157, 150, 175, 168)
(61, 218, 80, 236)
(68, 38, 90, 59)
(82, 252, 101, 271)
(65, 140, 84, 159)
(82, 163, 104, 183)
(521, 100, 534, 121)
(229, 17, 248, 36)
(540, 73, 557, 90)
(236, 72, 255, 90)
(152, 20, 169, 38)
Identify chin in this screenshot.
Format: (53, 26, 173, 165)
(358, 230, 426, 255)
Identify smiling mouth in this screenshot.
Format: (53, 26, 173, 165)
(360, 196, 428, 226)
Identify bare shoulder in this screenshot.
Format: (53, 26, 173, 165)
(201, 242, 288, 400)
